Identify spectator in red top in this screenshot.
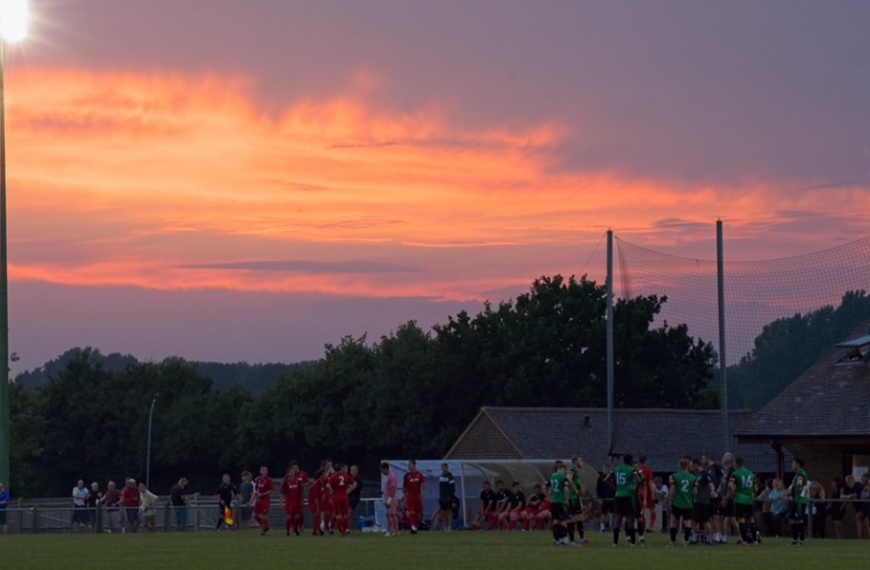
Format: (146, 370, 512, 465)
(328, 463, 357, 536)
(403, 459, 426, 534)
(120, 478, 140, 534)
(253, 466, 274, 535)
(100, 480, 122, 533)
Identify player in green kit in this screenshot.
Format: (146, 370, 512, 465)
(729, 456, 758, 546)
(613, 454, 640, 546)
(567, 457, 590, 546)
(785, 458, 810, 546)
(668, 457, 695, 546)
(547, 462, 570, 546)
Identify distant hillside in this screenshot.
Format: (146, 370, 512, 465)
(13, 347, 316, 392)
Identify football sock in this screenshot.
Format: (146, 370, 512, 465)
(567, 522, 576, 542)
(578, 521, 585, 539)
(670, 527, 678, 542)
(613, 528, 620, 544)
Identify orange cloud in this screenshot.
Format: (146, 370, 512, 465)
(5, 68, 870, 300)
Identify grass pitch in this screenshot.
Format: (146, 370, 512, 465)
(1, 529, 865, 570)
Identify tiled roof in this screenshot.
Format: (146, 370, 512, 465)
(448, 407, 781, 473)
(737, 328, 870, 438)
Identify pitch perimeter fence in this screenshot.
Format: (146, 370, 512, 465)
(1, 496, 868, 539)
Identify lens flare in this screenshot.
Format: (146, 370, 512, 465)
(0, 0, 28, 42)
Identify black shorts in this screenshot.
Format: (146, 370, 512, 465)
(439, 497, 453, 511)
(789, 502, 807, 520)
(715, 499, 735, 517)
(72, 507, 89, 524)
(567, 499, 581, 516)
(734, 503, 754, 520)
(550, 503, 567, 521)
(615, 496, 635, 517)
(600, 498, 614, 514)
(125, 508, 139, 523)
(671, 506, 693, 521)
(693, 503, 711, 523)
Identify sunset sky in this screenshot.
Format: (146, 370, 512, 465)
(4, 1, 870, 372)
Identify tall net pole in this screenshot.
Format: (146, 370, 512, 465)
(606, 229, 614, 454)
(0, 39, 10, 489)
(717, 220, 728, 454)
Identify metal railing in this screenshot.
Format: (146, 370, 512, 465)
(0, 496, 383, 535)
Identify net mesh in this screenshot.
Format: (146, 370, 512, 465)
(616, 233, 870, 411)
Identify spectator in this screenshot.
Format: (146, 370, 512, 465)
(72, 480, 89, 533)
(596, 464, 615, 532)
(239, 471, 254, 529)
(0, 482, 9, 534)
(100, 481, 121, 533)
(768, 479, 788, 537)
(809, 480, 826, 538)
(138, 482, 159, 533)
(756, 478, 773, 537)
(86, 482, 102, 530)
(653, 476, 669, 532)
(842, 475, 864, 538)
(828, 477, 846, 539)
(170, 478, 188, 532)
(121, 478, 140, 534)
(860, 474, 870, 539)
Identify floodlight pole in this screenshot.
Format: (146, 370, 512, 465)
(0, 39, 10, 489)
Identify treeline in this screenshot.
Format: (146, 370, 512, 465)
(726, 289, 870, 410)
(8, 275, 717, 498)
(15, 351, 317, 393)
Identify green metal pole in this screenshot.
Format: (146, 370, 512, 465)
(0, 38, 10, 488)
(717, 220, 728, 454)
(606, 229, 614, 454)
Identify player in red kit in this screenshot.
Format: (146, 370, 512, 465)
(319, 470, 335, 534)
(253, 465, 274, 535)
(280, 461, 309, 536)
(636, 456, 655, 544)
(307, 469, 325, 536)
(403, 459, 426, 534)
(328, 463, 357, 536)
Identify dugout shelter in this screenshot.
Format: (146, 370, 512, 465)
(380, 459, 598, 529)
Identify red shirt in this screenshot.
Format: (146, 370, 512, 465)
(295, 471, 309, 504)
(103, 488, 121, 509)
(403, 471, 425, 499)
(637, 464, 654, 500)
(121, 487, 139, 508)
(255, 476, 274, 500)
(308, 479, 323, 509)
(281, 472, 309, 507)
(328, 472, 353, 498)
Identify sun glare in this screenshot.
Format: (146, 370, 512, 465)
(0, 0, 28, 42)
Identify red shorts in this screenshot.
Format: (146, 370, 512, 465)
(404, 497, 423, 515)
(253, 498, 271, 515)
(284, 503, 302, 517)
(332, 495, 350, 517)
